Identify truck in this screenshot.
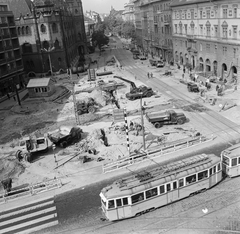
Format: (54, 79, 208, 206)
(48, 126, 82, 148)
(126, 85, 154, 100)
(16, 135, 49, 162)
(146, 110, 187, 128)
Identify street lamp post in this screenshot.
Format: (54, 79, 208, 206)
(140, 93, 146, 150)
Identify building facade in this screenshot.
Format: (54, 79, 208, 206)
(12, 0, 87, 76)
(0, 2, 24, 98)
(172, 0, 240, 81)
(133, 0, 142, 49)
(122, 0, 135, 24)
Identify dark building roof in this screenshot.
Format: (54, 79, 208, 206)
(171, 0, 212, 7)
(5, 0, 31, 18)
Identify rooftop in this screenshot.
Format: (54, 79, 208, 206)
(27, 78, 51, 88)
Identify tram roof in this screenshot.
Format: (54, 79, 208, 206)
(101, 154, 220, 199)
(222, 143, 240, 159)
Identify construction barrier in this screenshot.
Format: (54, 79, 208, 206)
(102, 135, 215, 173)
(0, 178, 62, 204)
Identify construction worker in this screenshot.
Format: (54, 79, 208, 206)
(147, 72, 150, 79)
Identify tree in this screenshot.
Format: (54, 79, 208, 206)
(121, 21, 136, 39)
(91, 31, 109, 49)
(95, 22, 106, 32)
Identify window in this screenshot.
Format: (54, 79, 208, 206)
(184, 24, 187, 34)
(52, 23, 58, 33)
(206, 44, 210, 50)
(223, 46, 227, 55)
(232, 158, 238, 166)
(215, 45, 217, 53)
(175, 24, 177, 33)
(173, 181, 177, 190)
(108, 200, 115, 209)
(200, 10, 203, 18)
(217, 163, 221, 171)
(234, 48, 237, 58)
(0, 5, 8, 11)
(222, 156, 230, 165)
(238, 157, 240, 164)
(179, 178, 184, 187)
(200, 25, 203, 35)
(131, 192, 144, 204)
(200, 43, 202, 51)
(213, 166, 216, 174)
(223, 27, 228, 38)
(123, 197, 128, 205)
(146, 188, 158, 199)
(234, 8, 237, 18)
(186, 174, 196, 184)
(190, 10, 194, 19)
(206, 26, 211, 36)
(214, 25, 218, 37)
(40, 24, 46, 33)
(198, 170, 208, 180)
(116, 199, 122, 207)
(160, 185, 165, 194)
(166, 183, 171, 191)
(210, 168, 212, 176)
(233, 26, 237, 39)
(229, 10, 232, 17)
(206, 10, 210, 18)
(223, 9, 227, 18)
(41, 87, 47, 92)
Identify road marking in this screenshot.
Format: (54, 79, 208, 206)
(0, 200, 54, 219)
(0, 207, 57, 227)
(0, 214, 58, 233)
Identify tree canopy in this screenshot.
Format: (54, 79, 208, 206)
(91, 30, 109, 49)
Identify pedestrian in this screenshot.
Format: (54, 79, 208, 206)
(183, 67, 186, 74)
(150, 72, 153, 78)
(77, 73, 79, 78)
(7, 93, 10, 99)
(13, 96, 16, 101)
(182, 73, 184, 80)
(147, 72, 150, 79)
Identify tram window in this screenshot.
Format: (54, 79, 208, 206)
(173, 181, 177, 190)
(222, 156, 230, 166)
(102, 199, 106, 207)
(217, 163, 221, 171)
(232, 158, 237, 166)
(116, 199, 122, 207)
(166, 183, 171, 192)
(146, 187, 158, 199)
(132, 192, 144, 204)
(238, 157, 240, 164)
(123, 197, 128, 205)
(179, 178, 184, 187)
(198, 170, 208, 181)
(213, 166, 216, 174)
(210, 168, 212, 176)
(186, 174, 196, 184)
(160, 185, 165, 194)
(108, 200, 115, 209)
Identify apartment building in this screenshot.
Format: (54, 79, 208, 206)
(133, 0, 143, 49)
(172, 0, 240, 81)
(122, 0, 135, 24)
(0, 3, 24, 98)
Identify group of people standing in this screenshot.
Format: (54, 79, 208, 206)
(147, 72, 153, 79)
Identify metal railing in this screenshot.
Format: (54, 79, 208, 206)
(0, 178, 62, 204)
(102, 135, 215, 173)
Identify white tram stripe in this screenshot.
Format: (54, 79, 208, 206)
(17, 220, 59, 234)
(0, 214, 57, 234)
(0, 207, 56, 227)
(0, 200, 54, 219)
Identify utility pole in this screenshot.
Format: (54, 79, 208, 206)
(140, 93, 146, 150)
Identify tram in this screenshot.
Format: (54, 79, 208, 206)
(221, 143, 240, 178)
(100, 154, 222, 221)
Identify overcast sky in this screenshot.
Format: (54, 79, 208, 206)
(82, 0, 126, 13)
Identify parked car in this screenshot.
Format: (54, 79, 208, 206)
(139, 56, 147, 60)
(187, 82, 199, 92)
(156, 61, 165, 68)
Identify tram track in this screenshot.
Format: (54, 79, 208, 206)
(116, 52, 240, 143)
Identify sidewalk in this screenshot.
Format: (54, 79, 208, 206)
(0, 89, 28, 110)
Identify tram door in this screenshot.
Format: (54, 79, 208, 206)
(116, 198, 131, 219)
(209, 166, 217, 187)
(167, 181, 178, 203)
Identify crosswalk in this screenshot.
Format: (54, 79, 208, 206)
(0, 196, 58, 234)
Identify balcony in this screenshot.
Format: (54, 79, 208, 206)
(0, 59, 6, 65)
(4, 45, 13, 50)
(0, 23, 8, 27)
(2, 34, 10, 39)
(10, 32, 18, 38)
(8, 22, 15, 27)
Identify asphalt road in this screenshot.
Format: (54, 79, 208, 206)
(33, 38, 240, 234)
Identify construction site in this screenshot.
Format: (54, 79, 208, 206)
(1, 43, 240, 201)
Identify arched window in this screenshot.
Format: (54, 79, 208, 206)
(17, 27, 21, 35)
(52, 23, 58, 33)
(54, 38, 60, 49)
(26, 26, 30, 35)
(40, 24, 46, 33)
(21, 26, 25, 35)
(42, 40, 49, 50)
